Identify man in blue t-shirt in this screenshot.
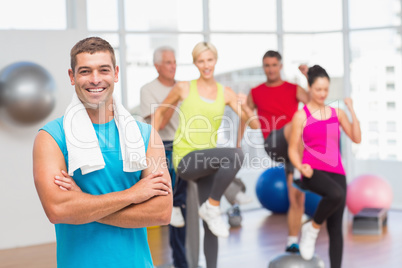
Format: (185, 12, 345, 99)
(33, 37, 172, 268)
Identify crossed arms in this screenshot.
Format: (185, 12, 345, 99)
(33, 127, 172, 228)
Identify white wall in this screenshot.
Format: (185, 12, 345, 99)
(0, 30, 87, 250)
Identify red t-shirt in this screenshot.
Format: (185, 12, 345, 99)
(251, 81, 298, 139)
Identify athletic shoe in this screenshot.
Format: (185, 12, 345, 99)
(285, 243, 300, 253)
(170, 206, 185, 228)
(199, 201, 229, 238)
(234, 191, 253, 205)
(227, 204, 242, 227)
(299, 221, 319, 260)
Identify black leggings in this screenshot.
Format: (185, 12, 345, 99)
(302, 170, 346, 268)
(177, 147, 244, 268)
(264, 128, 294, 175)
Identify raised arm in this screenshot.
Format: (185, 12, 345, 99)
(97, 127, 173, 228)
(296, 85, 309, 105)
(33, 130, 171, 225)
(236, 91, 260, 147)
(296, 64, 310, 104)
(225, 87, 260, 130)
(141, 86, 179, 130)
(338, 98, 361, 144)
(153, 81, 187, 131)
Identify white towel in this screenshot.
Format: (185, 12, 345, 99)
(64, 93, 148, 176)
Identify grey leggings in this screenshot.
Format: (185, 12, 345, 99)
(177, 148, 244, 268)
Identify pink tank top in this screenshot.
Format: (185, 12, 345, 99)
(302, 106, 345, 175)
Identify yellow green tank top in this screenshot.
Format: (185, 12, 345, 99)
(173, 80, 226, 169)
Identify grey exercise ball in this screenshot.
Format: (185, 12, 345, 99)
(269, 253, 325, 268)
(0, 61, 56, 124)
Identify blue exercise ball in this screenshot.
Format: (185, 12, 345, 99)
(304, 191, 322, 218)
(0, 61, 56, 124)
(256, 166, 289, 213)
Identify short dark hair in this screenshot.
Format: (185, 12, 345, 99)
(307, 65, 330, 86)
(70, 37, 116, 73)
(262, 50, 282, 61)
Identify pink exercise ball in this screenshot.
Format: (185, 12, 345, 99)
(346, 174, 393, 215)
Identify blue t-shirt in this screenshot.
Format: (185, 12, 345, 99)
(40, 117, 153, 268)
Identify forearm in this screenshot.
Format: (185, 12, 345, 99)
(49, 189, 133, 225)
(342, 105, 361, 143)
(350, 110, 361, 143)
(97, 194, 172, 228)
(237, 119, 246, 147)
(153, 108, 166, 131)
(159, 103, 177, 130)
(289, 146, 303, 171)
(239, 105, 260, 129)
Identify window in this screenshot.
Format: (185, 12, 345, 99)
(210, 0, 276, 32)
(387, 154, 398, 160)
(283, 33, 344, 90)
(387, 102, 396, 110)
(0, 0, 66, 29)
(283, 0, 342, 32)
(387, 139, 397, 146)
(369, 152, 380, 159)
(368, 121, 379, 132)
(350, 29, 402, 165)
(369, 139, 379, 145)
(369, 102, 378, 111)
(386, 66, 395, 73)
(124, 0, 203, 31)
(387, 121, 397, 132)
(210, 34, 277, 75)
(349, 0, 401, 29)
(87, 0, 118, 31)
(387, 83, 395, 90)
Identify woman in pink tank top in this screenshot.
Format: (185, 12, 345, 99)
(288, 65, 361, 268)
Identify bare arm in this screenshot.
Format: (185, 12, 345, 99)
(226, 87, 260, 130)
(34, 130, 171, 225)
(288, 110, 313, 178)
(338, 98, 361, 144)
(159, 101, 179, 130)
(296, 85, 309, 104)
(153, 82, 187, 131)
(34, 131, 150, 224)
(296, 64, 310, 104)
(236, 92, 260, 146)
(141, 89, 179, 130)
(144, 102, 179, 130)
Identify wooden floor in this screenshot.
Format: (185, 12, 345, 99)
(1, 208, 402, 267)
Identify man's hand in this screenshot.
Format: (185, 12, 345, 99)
(298, 64, 308, 78)
(129, 171, 171, 204)
(54, 170, 82, 192)
(55, 170, 171, 205)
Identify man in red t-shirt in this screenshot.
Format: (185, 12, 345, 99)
(246, 50, 308, 253)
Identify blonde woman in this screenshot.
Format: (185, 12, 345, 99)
(153, 41, 257, 268)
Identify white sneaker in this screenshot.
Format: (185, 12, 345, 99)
(199, 201, 229, 238)
(170, 206, 185, 228)
(234, 191, 253, 205)
(299, 221, 319, 260)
